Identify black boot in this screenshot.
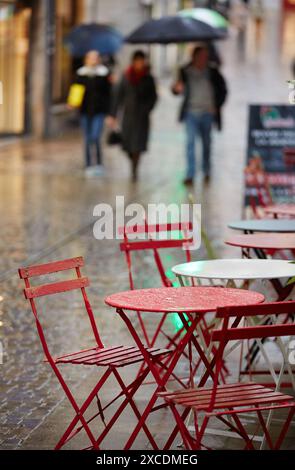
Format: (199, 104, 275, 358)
(131, 153, 140, 182)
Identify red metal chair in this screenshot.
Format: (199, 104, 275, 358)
(244, 166, 293, 263)
(19, 256, 171, 450)
(119, 221, 228, 385)
(284, 148, 295, 168)
(159, 301, 295, 450)
(119, 221, 193, 349)
(244, 166, 273, 218)
(245, 158, 295, 221)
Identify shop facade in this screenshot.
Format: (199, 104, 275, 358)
(0, 0, 84, 138)
(0, 1, 30, 135)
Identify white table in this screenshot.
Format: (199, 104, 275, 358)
(172, 258, 295, 393)
(172, 258, 295, 445)
(172, 259, 295, 285)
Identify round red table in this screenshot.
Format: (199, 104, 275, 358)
(225, 233, 295, 252)
(105, 286, 264, 313)
(225, 234, 295, 299)
(264, 204, 295, 218)
(105, 286, 265, 449)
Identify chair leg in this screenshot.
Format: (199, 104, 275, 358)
(94, 366, 151, 448)
(230, 413, 256, 450)
(274, 407, 295, 450)
(256, 409, 274, 450)
(123, 387, 159, 449)
(112, 368, 158, 449)
(73, 369, 151, 436)
(195, 415, 210, 450)
(163, 406, 191, 450)
(216, 414, 257, 449)
(55, 368, 112, 450)
(170, 404, 196, 450)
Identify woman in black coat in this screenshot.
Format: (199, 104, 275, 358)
(110, 50, 157, 181)
(75, 50, 112, 175)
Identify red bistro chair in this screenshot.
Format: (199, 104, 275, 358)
(284, 148, 295, 169)
(119, 221, 193, 349)
(159, 301, 295, 450)
(244, 167, 292, 260)
(244, 167, 273, 218)
(119, 221, 227, 385)
(245, 159, 295, 222)
(19, 256, 171, 450)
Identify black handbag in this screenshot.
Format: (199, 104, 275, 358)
(107, 130, 122, 146)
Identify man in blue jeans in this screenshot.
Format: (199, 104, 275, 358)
(173, 45, 227, 185)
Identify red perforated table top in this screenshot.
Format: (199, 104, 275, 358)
(105, 287, 265, 313)
(264, 205, 295, 218)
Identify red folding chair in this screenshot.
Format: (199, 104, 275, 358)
(19, 256, 171, 450)
(119, 221, 228, 385)
(244, 166, 273, 218)
(159, 301, 295, 450)
(119, 221, 193, 349)
(284, 148, 295, 169)
(244, 165, 293, 263)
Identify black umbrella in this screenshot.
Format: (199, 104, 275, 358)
(125, 16, 227, 44)
(64, 23, 123, 57)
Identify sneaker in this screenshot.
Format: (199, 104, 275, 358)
(85, 165, 105, 177)
(92, 165, 105, 176)
(85, 166, 96, 177)
(204, 174, 210, 184)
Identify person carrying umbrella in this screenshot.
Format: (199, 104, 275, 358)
(172, 44, 227, 186)
(73, 50, 113, 176)
(108, 50, 158, 182)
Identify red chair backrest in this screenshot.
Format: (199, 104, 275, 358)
(200, 301, 295, 412)
(119, 221, 193, 288)
(18, 257, 103, 362)
(245, 168, 273, 216)
(213, 301, 295, 342)
(284, 148, 295, 169)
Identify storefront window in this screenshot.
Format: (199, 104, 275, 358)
(0, 3, 30, 134)
(52, 0, 83, 103)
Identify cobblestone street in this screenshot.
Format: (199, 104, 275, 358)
(1, 4, 295, 450)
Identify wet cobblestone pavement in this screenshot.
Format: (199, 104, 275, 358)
(1, 6, 295, 449)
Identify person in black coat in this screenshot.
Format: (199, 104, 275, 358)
(109, 50, 157, 181)
(172, 45, 227, 185)
(75, 50, 112, 175)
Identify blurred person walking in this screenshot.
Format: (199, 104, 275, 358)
(75, 50, 112, 176)
(172, 45, 227, 186)
(250, 0, 264, 43)
(109, 50, 157, 182)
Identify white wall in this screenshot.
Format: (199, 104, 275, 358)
(83, 0, 149, 67)
(83, 0, 181, 74)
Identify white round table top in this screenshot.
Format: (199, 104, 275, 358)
(172, 259, 295, 280)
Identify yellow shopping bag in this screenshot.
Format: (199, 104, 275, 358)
(67, 83, 86, 108)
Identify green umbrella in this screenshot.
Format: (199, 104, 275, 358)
(178, 8, 228, 30)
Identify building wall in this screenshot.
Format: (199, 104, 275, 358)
(83, 0, 146, 34)
(83, 0, 150, 67)
(28, 0, 48, 138)
(0, 2, 31, 135)
(29, 0, 84, 138)
(83, 0, 181, 74)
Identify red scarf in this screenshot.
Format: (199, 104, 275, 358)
(125, 65, 148, 86)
